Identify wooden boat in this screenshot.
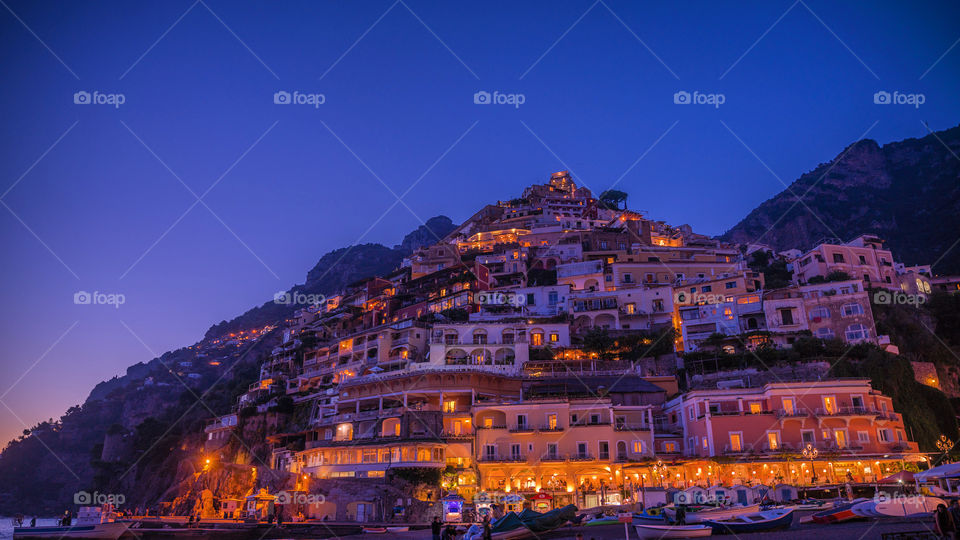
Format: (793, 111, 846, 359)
(851, 500, 883, 518)
(664, 504, 760, 523)
(634, 523, 712, 539)
(702, 508, 795, 534)
(385, 526, 410, 532)
(811, 498, 869, 524)
(14, 522, 130, 540)
(874, 496, 945, 517)
(362, 527, 387, 533)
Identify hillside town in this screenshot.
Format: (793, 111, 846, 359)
(190, 172, 959, 525)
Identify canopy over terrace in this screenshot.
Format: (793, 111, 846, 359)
(915, 463, 960, 481)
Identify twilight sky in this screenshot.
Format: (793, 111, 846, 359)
(1, 0, 959, 446)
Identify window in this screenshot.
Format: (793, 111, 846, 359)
(780, 308, 794, 325)
(549, 332, 559, 343)
(845, 324, 870, 341)
(577, 442, 588, 458)
(725, 281, 737, 289)
(702, 285, 712, 293)
(821, 429, 831, 440)
(749, 402, 762, 414)
(570, 413, 579, 424)
(548, 291, 558, 305)
(531, 333, 543, 346)
(859, 255, 867, 264)
(782, 398, 795, 415)
(809, 306, 831, 320)
(834, 430, 848, 448)
(851, 396, 864, 409)
(823, 396, 837, 415)
(702, 437, 709, 449)
(483, 417, 493, 428)
(516, 414, 528, 429)
(688, 407, 696, 420)
(632, 440, 644, 453)
(878, 429, 892, 442)
(767, 431, 780, 450)
(729, 432, 743, 452)
(590, 413, 601, 424)
(857, 431, 870, 443)
(546, 443, 558, 459)
(547, 414, 557, 430)
(833, 253, 846, 263)
(663, 441, 676, 453)
(510, 444, 521, 459)
(842, 303, 864, 317)
(801, 430, 815, 443)
(526, 293, 535, 306)
(625, 303, 636, 314)
(816, 328, 835, 339)
(598, 441, 609, 460)
(443, 400, 456, 413)
(623, 273, 633, 283)
(484, 445, 496, 459)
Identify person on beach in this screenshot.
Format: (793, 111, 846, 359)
(950, 500, 960, 533)
(935, 503, 955, 539)
(30, 517, 36, 527)
(431, 516, 442, 540)
(482, 515, 491, 540)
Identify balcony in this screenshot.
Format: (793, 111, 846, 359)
(722, 443, 755, 454)
(541, 453, 565, 462)
(814, 407, 881, 417)
(614, 423, 650, 432)
(539, 425, 564, 432)
(509, 425, 536, 433)
(479, 454, 526, 463)
(775, 408, 811, 418)
(569, 453, 594, 461)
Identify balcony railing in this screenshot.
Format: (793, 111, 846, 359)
(723, 443, 755, 454)
(614, 423, 650, 431)
(479, 454, 526, 462)
(509, 425, 535, 433)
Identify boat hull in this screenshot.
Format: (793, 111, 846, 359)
(634, 523, 712, 539)
(666, 504, 760, 523)
(15, 523, 130, 540)
(875, 496, 946, 517)
(812, 498, 868, 524)
(703, 509, 794, 534)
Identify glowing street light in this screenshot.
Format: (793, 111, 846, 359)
(802, 444, 818, 485)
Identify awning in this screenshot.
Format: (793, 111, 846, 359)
(915, 463, 960, 481)
(879, 470, 915, 483)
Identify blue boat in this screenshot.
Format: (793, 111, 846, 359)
(702, 508, 795, 534)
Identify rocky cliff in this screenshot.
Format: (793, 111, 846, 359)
(721, 124, 960, 273)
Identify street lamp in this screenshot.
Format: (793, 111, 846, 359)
(802, 444, 818, 485)
(937, 435, 954, 454)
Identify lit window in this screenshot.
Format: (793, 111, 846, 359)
(749, 402, 762, 414)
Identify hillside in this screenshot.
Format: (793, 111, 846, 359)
(721, 124, 960, 273)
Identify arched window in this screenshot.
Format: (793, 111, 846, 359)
(746, 317, 758, 330)
(841, 303, 864, 317)
(845, 323, 870, 341)
(808, 306, 831, 320)
(816, 327, 835, 339)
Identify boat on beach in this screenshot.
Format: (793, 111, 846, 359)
(633, 523, 712, 539)
(663, 504, 760, 523)
(14, 522, 130, 540)
(811, 498, 869, 524)
(385, 526, 409, 533)
(702, 508, 795, 534)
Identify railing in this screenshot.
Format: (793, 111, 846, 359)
(476, 424, 507, 430)
(479, 454, 526, 462)
(570, 453, 594, 461)
(614, 423, 649, 431)
(539, 425, 564, 432)
(776, 408, 811, 418)
(722, 443, 754, 454)
(509, 425, 535, 433)
(541, 453, 564, 462)
(815, 407, 881, 417)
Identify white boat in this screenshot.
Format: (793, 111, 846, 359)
(851, 500, 881, 518)
(874, 496, 946, 517)
(13, 522, 130, 540)
(634, 523, 712, 539)
(664, 504, 760, 523)
(386, 526, 410, 533)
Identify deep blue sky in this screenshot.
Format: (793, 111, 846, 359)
(1, 0, 958, 445)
